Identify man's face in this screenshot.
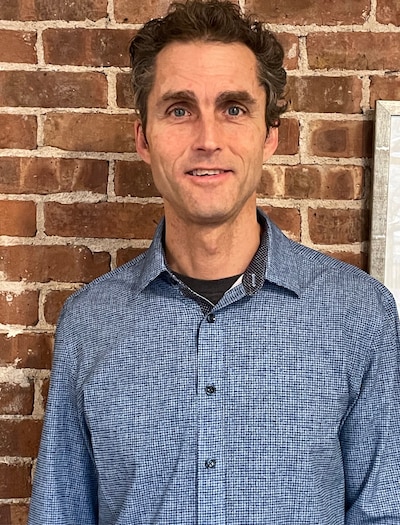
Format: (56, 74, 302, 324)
(135, 41, 278, 227)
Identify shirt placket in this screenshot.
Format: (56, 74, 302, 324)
(197, 309, 226, 525)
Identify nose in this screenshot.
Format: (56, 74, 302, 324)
(192, 113, 222, 153)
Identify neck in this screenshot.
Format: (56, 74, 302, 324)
(164, 208, 261, 280)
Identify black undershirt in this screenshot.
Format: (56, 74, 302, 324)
(172, 272, 242, 305)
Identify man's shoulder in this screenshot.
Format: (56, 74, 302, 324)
(267, 217, 390, 304)
(265, 215, 389, 307)
(61, 250, 150, 317)
(288, 238, 395, 310)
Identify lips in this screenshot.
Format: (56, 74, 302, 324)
(187, 169, 230, 177)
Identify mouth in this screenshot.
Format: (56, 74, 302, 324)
(186, 169, 231, 177)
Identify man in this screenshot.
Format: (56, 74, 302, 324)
(29, 1, 400, 523)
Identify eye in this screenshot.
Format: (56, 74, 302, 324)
(169, 107, 189, 118)
(226, 106, 245, 117)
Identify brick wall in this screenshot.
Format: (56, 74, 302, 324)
(0, 0, 399, 522)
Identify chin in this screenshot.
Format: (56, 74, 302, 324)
(185, 207, 239, 226)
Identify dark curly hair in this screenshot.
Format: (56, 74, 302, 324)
(129, 0, 287, 133)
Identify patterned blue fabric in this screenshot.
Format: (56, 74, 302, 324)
(29, 211, 400, 524)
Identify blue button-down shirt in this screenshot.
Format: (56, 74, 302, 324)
(29, 212, 400, 524)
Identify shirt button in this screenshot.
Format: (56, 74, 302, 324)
(205, 385, 216, 395)
(205, 459, 216, 469)
(206, 313, 215, 323)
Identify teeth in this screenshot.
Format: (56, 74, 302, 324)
(190, 169, 224, 176)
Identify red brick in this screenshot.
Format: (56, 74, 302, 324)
(43, 28, 135, 67)
(376, 0, 400, 25)
(0, 115, 36, 149)
(116, 247, 147, 267)
(308, 208, 369, 244)
(275, 118, 299, 156)
(307, 33, 400, 70)
(115, 161, 160, 197)
(0, 157, 108, 195)
(246, 0, 370, 24)
(256, 166, 284, 198)
(0, 419, 42, 457)
(284, 165, 364, 200)
(40, 378, 50, 411)
(0, 503, 29, 525)
(43, 289, 77, 325)
(0, 246, 110, 283)
(0, 71, 107, 108)
(115, 0, 171, 23)
(0, 291, 39, 326)
(0, 0, 107, 21)
(0, 463, 31, 498)
(0, 381, 34, 415)
(44, 113, 136, 152)
(0, 201, 36, 236)
(287, 76, 362, 113)
(44, 202, 164, 239)
(370, 76, 400, 108)
(0, 30, 36, 63)
(0, 333, 53, 369)
(116, 72, 135, 109)
(324, 250, 368, 271)
(278, 33, 299, 70)
(309, 120, 373, 158)
(260, 206, 300, 241)
(284, 165, 321, 199)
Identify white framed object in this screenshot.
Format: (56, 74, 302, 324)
(370, 100, 400, 310)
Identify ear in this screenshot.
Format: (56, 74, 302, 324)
(134, 120, 151, 165)
(263, 126, 278, 163)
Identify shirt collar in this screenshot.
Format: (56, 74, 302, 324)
(262, 210, 302, 297)
(133, 209, 301, 298)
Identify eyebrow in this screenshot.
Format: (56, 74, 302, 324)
(215, 91, 257, 107)
(156, 89, 258, 108)
(157, 90, 197, 109)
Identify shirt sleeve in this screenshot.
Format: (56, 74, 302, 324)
(341, 293, 400, 522)
(28, 302, 99, 525)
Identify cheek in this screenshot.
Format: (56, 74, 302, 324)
(229, 135, 266, 162)
(146, 148, 177, 184)
(150, 137, 188, 170)
(149, 129, 181, 154)
(226, 123, 266, 145)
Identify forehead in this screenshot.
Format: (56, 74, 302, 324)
(149, 40, 263, 101)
